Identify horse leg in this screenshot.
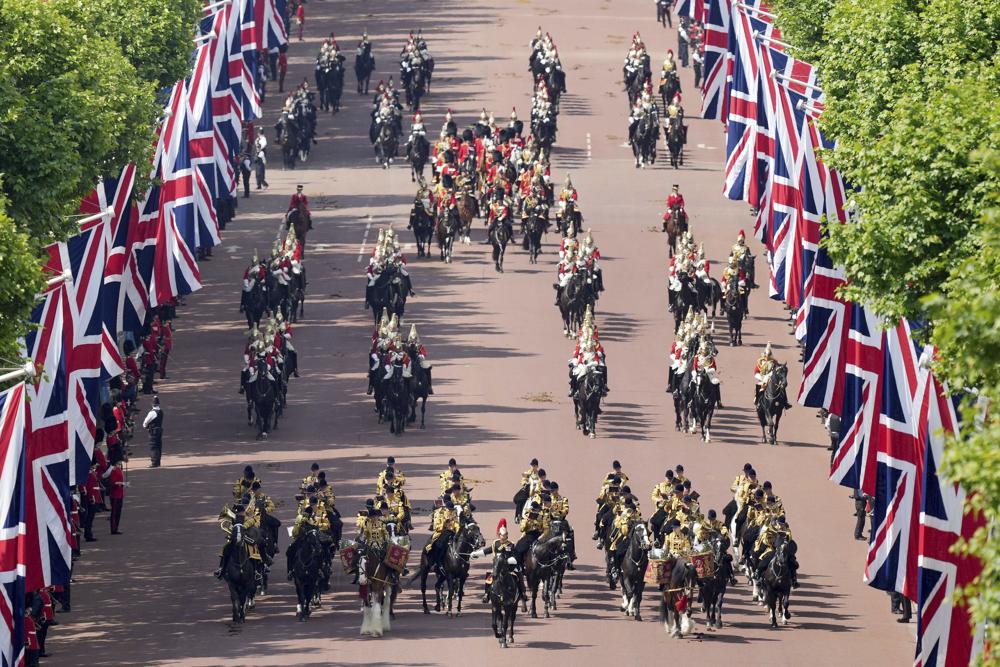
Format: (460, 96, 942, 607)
(420, 567, 431, 614)
(530, 580, 539, 618)
(420, 396, 427, 429)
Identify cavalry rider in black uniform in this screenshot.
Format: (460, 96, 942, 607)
(471, 518, 527, 602)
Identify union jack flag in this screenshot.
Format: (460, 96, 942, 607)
(795, 248, 848, 410)
(145, 82, 202, 307)
(829, 303, 883, 491)
(255, 0, 287, 52)
(233, 0, 261, 125)
(80, 166, 147, 340)
(0, 383, 26, 667)
(723, 2, 774, 205)
(22, 256, 73, 591)
(865, 319, 933, 598)
(75, 185, 125, 380)
(914, 380, 985, 666)
(700, 0, 731, 120)
(187, 15, 224, 251)
(676, 0, 706, 22)
(60, 215, 122, 486)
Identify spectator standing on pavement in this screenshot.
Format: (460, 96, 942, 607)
(254, 133, 269, 190)
(143, 395, 165, 468)
(678, 17, 690, 68)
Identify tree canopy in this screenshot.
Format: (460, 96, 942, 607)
(0, 0, 200, 371)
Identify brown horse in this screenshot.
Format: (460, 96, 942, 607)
(457, 189, 477, 245)
(663, 203, 687, 256)
(286, 200, 311, 257)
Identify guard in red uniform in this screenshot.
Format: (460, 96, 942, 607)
(158, 320, 172, 379)
(104, 461, 126, 534)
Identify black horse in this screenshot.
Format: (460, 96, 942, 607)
(572, 365, 606, 438)
(375, 122, 398, 169)
(671, 358, 694, 433)
(416, 520, 484, 617)
(248, 359, 276, 440)
(557, 270, 590, 337)
(242, 280, 266, 330)
(407, 134, 430, 182)
(405, 67, 427, 111)
(659, 70, 681, 110)
(524, 534, 567, 619)
(408, 199, 434, 258)
(490, 220, 511, 273)
(762, 533, 796, 628)
(381, 363, 410, 436)
(436, 205, 460, 263)
(354, 42, 375, 94)
(274, 113, 299, 169)
(223, 526, 256, 624)
(316, 57, 345, 113)
(666, 115, 685, 168)
(620, 523, 652, 621)
(697, 532, 732, 630)
(406, 345, 431, 429)
(490, 552, 520, 648)
(722, 280, 745, 346)
(631, 112, 659, 168)
(365, 266, 411, 326)
(756, 363, 789, 445)
(523, 202, 547, 264)
(291, 529, 331, 621)
(692, 368, 720, 442)
(670, 274, 699, 333)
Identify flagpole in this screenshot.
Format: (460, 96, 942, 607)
(753, 31, 792, 50)
(737, 2, 776, 18)
(0, 362, 36, 384)
(775, 72, 824, 94)
(71, 207, 116, 228)
(194, 31, 217, 44)
(203, 0, 232, 13)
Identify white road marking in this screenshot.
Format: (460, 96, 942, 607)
(225, 245, 241, 254)
(586, 132, 592, 160)
(357, 215, 372, 263)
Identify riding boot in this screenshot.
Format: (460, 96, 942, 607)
(426, 367, 434, 394)
(482, 581, 491, 604)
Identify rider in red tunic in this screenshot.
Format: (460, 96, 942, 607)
(288, 184, 310, 214)
(666, 183, 685, 211)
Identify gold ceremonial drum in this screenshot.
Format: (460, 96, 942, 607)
(644, 558, 674, 585)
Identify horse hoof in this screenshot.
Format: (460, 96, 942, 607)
(635, 614, 643, 622)
(531, 612, 538, 619)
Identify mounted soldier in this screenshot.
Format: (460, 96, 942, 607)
(472, 519, 527, 602)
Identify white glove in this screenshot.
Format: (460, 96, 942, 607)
(507, 557, 518, 566)
(471, 548, 485, 559)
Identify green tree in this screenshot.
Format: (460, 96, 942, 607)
(50, 0, 202, 90)
(0, 0, 161, 243)
(0, 185, 43, 365)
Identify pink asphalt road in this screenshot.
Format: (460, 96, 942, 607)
(51, 0, 914, 665)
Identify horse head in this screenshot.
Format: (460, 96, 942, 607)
(460, 521, 485, 553)
(632, 522, 652, 551)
